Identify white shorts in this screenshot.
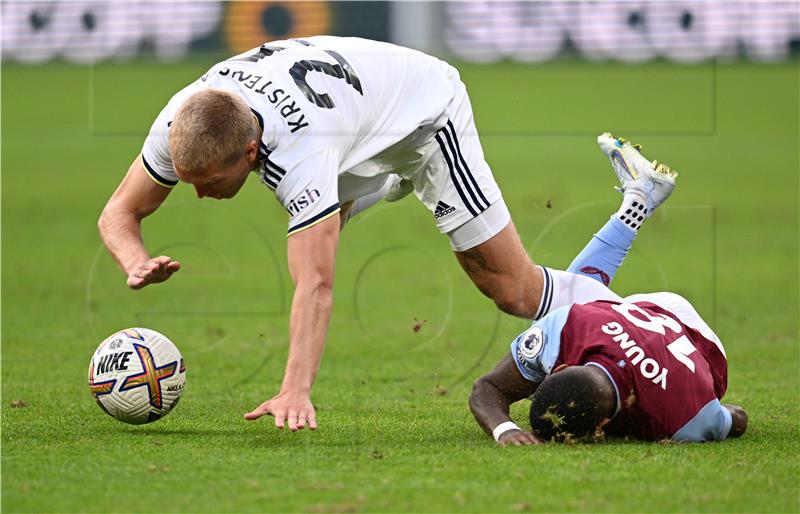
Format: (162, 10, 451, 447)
(447, 197, 510, 252)
(408, 64, 507, 251)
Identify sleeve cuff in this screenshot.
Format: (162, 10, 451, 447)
(142, 155, 178, 188)
(287, 203, 341, 236)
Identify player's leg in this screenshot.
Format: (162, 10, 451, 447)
(419, 67, 679, 319)
(520, 135, 679, 315)
(412, 69, 619, 319)
(451, 219, 543, 318)
(452, 218, 621, 319)
(566, 133, 679, 286)
(444, 138, 680, 319)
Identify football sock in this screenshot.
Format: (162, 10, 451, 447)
(534, 266, 623, 320)
(534, 212, 637, 320)
(566, 215, 636, 286)
(615, 191, 649, 232)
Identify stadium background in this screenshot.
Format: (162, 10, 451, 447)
(2, 1, 798, 512)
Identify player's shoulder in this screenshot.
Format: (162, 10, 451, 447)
(511, 306, 573, 382)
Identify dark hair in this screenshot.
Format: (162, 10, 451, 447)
(529, 367, 611, 442)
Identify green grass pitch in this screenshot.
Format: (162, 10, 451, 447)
(2, 58, 798, 513)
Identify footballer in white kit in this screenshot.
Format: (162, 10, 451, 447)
(99, 36, 679, 432)
(142, 36, 504, 245)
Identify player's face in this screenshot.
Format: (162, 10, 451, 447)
(191, 159, 251, 200)
(181, 141, 260, 200)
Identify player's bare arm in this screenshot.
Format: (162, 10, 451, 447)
(98, 154, 180, 290)
(469, 354, 541, 446)
(244, 213, 340, 431)
(724, 404, 748, 437)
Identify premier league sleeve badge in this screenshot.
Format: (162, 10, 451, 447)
(519, 326, 544, 360)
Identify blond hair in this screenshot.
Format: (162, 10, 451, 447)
(168, 88, 256, 175)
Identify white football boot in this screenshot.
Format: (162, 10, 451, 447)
(597, 132, 678, 218)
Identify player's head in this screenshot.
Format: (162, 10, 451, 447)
(529, 365, 615, 442)
(169, 89, 260, 199)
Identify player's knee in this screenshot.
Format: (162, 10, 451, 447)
(492, 290, 535, 319)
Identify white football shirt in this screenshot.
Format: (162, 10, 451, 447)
(141, 36, 456, 235)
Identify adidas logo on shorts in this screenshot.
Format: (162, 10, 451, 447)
(434, 201, 456, 219)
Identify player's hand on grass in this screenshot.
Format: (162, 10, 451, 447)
(127, 256, 180, 290)
(497, 430, 541, 447)
(244, 389, 317, 432)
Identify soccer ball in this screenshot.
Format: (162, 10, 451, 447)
(88, 328, 185, 425)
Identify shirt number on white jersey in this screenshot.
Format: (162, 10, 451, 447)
(611, 302, 698, 373)
(234, 40, 363, 109)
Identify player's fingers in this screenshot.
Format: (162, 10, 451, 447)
(243, 410, 261, 420)
(167, 261, 181, 272)
(274, 411, 286, 430)
(308, 409, 317, 430)
(297, 412, 308, 431)
(287, 410, 299, 432)
(243, 402, 273, 420)
(143, 269, 163, 283)
(143, 263, 173, 282)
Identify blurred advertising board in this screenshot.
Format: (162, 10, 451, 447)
(2, 1, 797, 64)
(1, 1, 388, 63)
(443, 1, 800, 63)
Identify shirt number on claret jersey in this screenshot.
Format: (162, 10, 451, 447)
(611, 302, 698, 373)
(233, 40, 363, 109)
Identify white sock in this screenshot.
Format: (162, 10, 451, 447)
(534, 267, 623, 320)
(615, 191, 648, 232)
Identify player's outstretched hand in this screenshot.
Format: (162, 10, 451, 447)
(127, 256, 181, 290)
(497, 430, 541, 447)
(244, 390, 317, 432)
